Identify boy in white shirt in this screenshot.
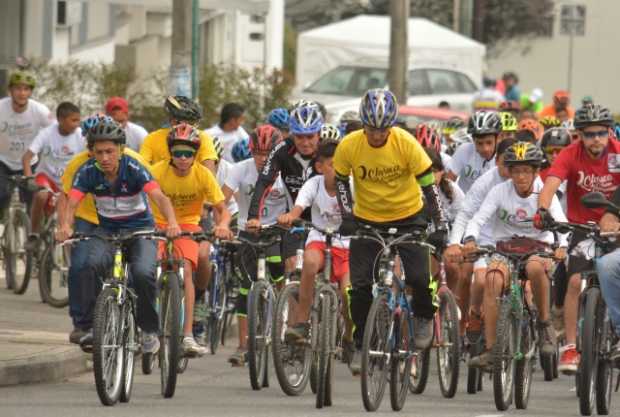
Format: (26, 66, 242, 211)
(277, 140, 353, 344)
(205, 103, 250, 162)
(22, 102, 84, 248)
(462, 142, 568, 368)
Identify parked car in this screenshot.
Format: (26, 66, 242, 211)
(397, 106, 469, 129)
(297, 64, 478, 121)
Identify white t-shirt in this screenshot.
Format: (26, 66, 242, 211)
(449, 167, 504, 245)
(440, 180, 465, 223)
(465, 178, 568, 246)
(124, 121, 148, 152)
(29, 123, 85, 185)
(224, 158, 288, 230)
(447, 142, 496, 193)
(0, 98, 53, 170)
(205, 124, 250, 163)
(215, 158, 239, 215)
(295, 175, 350, 249)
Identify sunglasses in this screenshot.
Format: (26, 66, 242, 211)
(171, 149, 196, 159)
(582, 130, 609, 140)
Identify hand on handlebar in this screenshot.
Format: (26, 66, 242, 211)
(214, 224, 233, 240)
(444, 244, 463, 263)
(55, 225, 73, 242)
(166, 222, 182, 238)
(277, 213, 294, 228)
(554, 247, 567, 261)
(533, 208, 555, 230)
(246, 218, 261, 233)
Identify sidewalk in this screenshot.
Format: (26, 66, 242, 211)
(0, 275, 89, 387)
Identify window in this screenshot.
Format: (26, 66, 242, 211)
(427, 69, 461, 95)
(456, 72, 478, 93)
(305, 67, 356, 95)
(561, 4, 586, 36)
(350, 68, 387, 96)
(408, 70, 430, 96)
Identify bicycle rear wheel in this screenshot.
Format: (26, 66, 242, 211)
(8, 210, 31, 295)
(515, 311, 535, 409)
(437, 291, 461, 398)
(37, 243, 70, 307)
(360, 294, 391, 412)
(120, 304, 137, 403)
(579, 287, 602, 416)
(92, 287, 124, 406)
(390, 311, 412, 411)
(596, 305, 613, 415)
(160, 271, 182, 398)
(208, 267, 227, 355)
(409, 346, 430, 394)
(248, 279, 272, 390)
(316, 295, 333, 409)
(492, 298, 517, 411)
(272, 282, 311, 396)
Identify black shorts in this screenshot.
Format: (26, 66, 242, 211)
(281, 229, 307, 260)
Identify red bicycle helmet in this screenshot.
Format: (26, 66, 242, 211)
(415, 123, 442, 153)
(250, 124, 282, 153)
(167, 123, 201, 151)
(499, 100, 521, 113)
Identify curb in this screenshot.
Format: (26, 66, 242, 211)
(0, 347, 90, 387)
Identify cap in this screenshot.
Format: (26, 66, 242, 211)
(554, 90, 570, 99)
(105, 97, 129, 115)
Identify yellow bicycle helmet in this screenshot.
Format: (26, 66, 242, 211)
(500, 112, 518, 132)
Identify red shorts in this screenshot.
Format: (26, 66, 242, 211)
(305, 241, 350, 284)
(34, 173, 59, 216)
(156, 224, 202, 270)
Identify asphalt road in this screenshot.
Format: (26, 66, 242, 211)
(0, 341, 604, 417)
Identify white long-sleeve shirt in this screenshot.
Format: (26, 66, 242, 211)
(465, 178, 569, 247)
(447, 142, 496, 193)
(449, 167, 504, 245)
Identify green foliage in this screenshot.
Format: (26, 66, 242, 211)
(283, 22, 297, 78)
(24, 60, 293, 132)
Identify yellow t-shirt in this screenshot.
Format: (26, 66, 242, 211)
(139, 128, 217, 165)
(333, 126, 432, 222)
(150, 160, 224, 225)
(61, 148, 152, 225)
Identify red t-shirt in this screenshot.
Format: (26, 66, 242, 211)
(548, 139, 620, 223)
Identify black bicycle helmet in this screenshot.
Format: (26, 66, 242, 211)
(164, 95, 203, 123)
(574, 104, 613, 129)
(467, 111, 502, 136)
(541, 128, 571, 149)
(503, 141, 544, 167)
(87, 118, 126, 146)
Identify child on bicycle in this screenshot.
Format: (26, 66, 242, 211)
(462, 142, 568, 368)
(151, 123, 233, 356)
(221, 125, 289, 366)
(277, 140, 353, 345)
(22, 101, 84, 250)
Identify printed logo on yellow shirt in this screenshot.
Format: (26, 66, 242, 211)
(356, 164, 404, 182)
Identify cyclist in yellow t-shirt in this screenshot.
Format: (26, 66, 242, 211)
(59, 116, 153, 345)
(140, 96, 218, 172)
(151, 123, 233, 355)
(333, 88, 449, 374)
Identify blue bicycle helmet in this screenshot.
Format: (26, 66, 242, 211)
(359, 88, 399, 129)
(267, 107, 290, 131)
(231, 138, 252, 162)
(614, 123, 620, 139)
(289, 104, 323, 135)
(81, 114, 114, 137)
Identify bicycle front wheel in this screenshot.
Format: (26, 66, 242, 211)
(9, 210, 31, 295)
(360, 294, 391, 412)
(160, 271, 182, 398)
(207, 266, 227, 355)
(316, 293, 335, 409)
(515, 311, 535, 409)
(437, 291, 461, 398)
(579, 287, 602, 416)
(92, 287, 124, 406)
(390, 311, 412, 411)
(248, 279, 272, 390)
(120, 304, 137, 403)
(492, 298, 517, 411)
(37, 243, 70, 307)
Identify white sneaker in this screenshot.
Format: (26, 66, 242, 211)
(142, 332, 160, 354)
(183, 336, 208, 357)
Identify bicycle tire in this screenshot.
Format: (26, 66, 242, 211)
(141, 352, 154, 375)
(37, 243, 69, 308)
(579, 287, 601, 416)
(208, 269, 227, 355)
(120, 304, 137, 403)
(437, 291, 461, 398)
(492, 298, 517, 411)
(409, 346, 430, 394)
(10, 210, 31, 295)
(3, 242, 13, 290)
(316, 296, 331, 409)
(515, 311, 535, 409)
(160, 271, 181, 398)
(248, 279, 270, 391)
(272, 282, 311, 396)
(92, 287, 124, 406)
(360, 294, 391, 412)
(310, 352, 318, 394)
(390, 311, 412, 411)
(467, 334, 484, 394)
(596, 305, 613, 415)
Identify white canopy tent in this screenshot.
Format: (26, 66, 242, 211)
(296, 15, 486, 89)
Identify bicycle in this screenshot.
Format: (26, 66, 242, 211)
(237, 224, 289, 391)
(63, 230, 155, 406)
(2, 175, 32, 292)
(354, 224, 435, 412)
(466, 242, 558, 411)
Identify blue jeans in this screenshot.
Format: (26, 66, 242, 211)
(84, 229, 159, 333)
(595, 248, 620, 335)
(68, 218, 98, 330)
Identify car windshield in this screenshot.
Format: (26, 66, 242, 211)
(305, 66, 388, 96)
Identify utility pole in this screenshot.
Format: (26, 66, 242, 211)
(453, 0, 461, 33)
(170, 0, 193, 98)
(388, 0, 409, 104)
